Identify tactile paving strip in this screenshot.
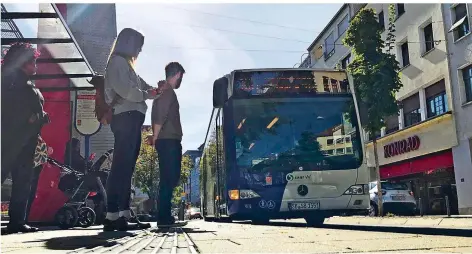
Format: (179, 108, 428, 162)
(67, 228, 197, 254)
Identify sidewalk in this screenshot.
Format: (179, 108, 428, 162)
(325, 215, 472, 229)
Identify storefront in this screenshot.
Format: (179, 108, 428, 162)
(366, 112, 459, 215)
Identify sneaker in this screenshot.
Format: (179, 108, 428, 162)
(103, 218, 118, 232)
(103, 217, 139, 232)
(128, 216, 151, 229)
(156, 216, 176, 226)
(116, 217, 140, 231)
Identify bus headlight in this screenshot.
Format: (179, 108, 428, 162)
(344, 185, 368, 195)
(229, 189, 260, 200)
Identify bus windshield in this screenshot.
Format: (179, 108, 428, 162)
(233, 96, 362, 173)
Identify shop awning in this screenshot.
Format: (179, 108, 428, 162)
(1, 3, 94, 91)
(380, 150, 454, 179)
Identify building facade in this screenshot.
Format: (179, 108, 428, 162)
(443, 3, 472, 215)
(183, 149, 203, 206)
(305, 3, 463, 215)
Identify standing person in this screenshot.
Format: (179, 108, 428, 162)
(1, 43, 49, 233)
(150, 62, 185, 225)
(103, 28, 161, 231)
(64, 138, 90, 173)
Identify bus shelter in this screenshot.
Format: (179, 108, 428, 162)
(1, 3, 95, 222)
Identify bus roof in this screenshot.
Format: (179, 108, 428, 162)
(231, 68, 347, 74)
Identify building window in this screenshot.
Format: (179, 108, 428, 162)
(385, 114, 399, 134)
(323, 77, 330, 92)
(397, 4, 405, 17)
(336, 138, 344, 144)
(378, 11, 385, 31)
(331, 78, 339, 92)
(402, 93, 421, 127)
(464, 65, 472, 102)
(341, 54, 351, 69)
(324, 32, 335, 60)
(427, 92, 448, 118)
(338, 15, 349, 37)
(404, 109, 421, 127)
(451, 4, 470, 41)
(327, 138, 334, 145)
(336, 148, 345, 155)
(426, 79, 447, 118)
(423, 23, 434, 53)
(345, 136, 351, 143)
(346, 147, 353, 153)
(400, 42, 410, 67)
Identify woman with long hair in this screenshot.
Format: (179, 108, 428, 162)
(1, 43, 49, 233)
(103, 28, 161, 231)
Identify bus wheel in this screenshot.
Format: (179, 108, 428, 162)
(304, 216, 325, 227)
(251, 218, 270, 225)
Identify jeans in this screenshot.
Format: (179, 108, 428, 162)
(26, 166, 42, 223)
(3, 135, 38, 225)
(155, 139, 182, 220)
(106, 111, 144, 214)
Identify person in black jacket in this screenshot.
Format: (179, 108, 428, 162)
(64, 138, 89, 173)
(1, 43, 49, 233)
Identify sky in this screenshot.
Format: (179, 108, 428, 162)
(115, 3, 342, 152)
(3, 2, 343, 153)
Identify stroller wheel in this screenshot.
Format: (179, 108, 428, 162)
(55, 206, 79, 229)
(77, 207, 96, 228)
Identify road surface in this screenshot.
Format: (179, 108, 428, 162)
(1, 218, 471, 253)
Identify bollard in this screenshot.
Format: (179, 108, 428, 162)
(419, 198, 424, 217)
(445, 195, 451, 217)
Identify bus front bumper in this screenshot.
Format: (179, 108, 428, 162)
(227, 194, 370, 220)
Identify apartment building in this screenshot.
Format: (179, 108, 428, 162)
(304, 3, 462, 215)
(443, 3, 472, 215)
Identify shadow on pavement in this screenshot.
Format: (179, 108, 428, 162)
(236, 220, 472, 238)
(183, 228, 217, 234)
(1, 225, 107, 235)
(44, 231, 135, 251)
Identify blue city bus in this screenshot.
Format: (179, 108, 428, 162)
(199, 68, 369, 226)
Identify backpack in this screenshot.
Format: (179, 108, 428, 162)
(88, 75, 118, 125)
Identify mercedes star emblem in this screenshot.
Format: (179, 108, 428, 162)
(297, 185, 308, 196)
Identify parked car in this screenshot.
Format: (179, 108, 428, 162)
(369, 181, 417, 216)
(186, 207, 202, 220)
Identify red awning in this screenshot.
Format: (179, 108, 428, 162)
(380, 150, 454, 179)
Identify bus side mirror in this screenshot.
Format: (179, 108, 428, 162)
(213, 77, 229, 108)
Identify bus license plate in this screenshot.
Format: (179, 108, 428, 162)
(288, 201, 320, 211)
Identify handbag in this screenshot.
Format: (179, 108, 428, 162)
(33, 135, 48, 168)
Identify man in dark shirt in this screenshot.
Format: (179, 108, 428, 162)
(150, 62, 185, 225)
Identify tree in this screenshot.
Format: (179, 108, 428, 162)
(343, 6, 402, 216)
(134, 130, 159, 213)
(134, 131, 194, 211)
(171, 154, 193, 206)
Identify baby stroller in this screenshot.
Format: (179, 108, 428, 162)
(47, 149, 112, 229)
